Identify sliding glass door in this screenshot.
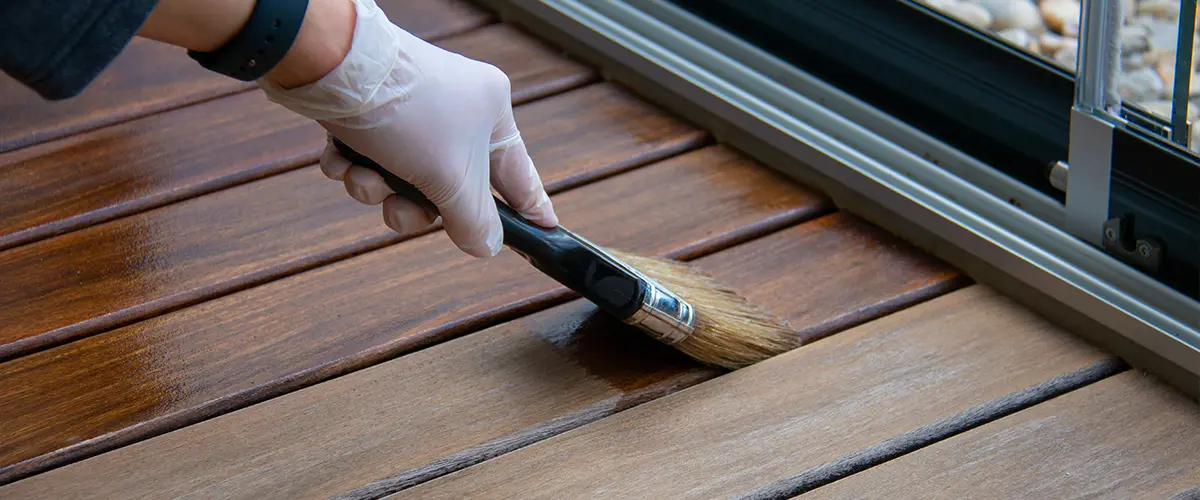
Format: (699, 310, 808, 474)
(666, 0, 1200, 301)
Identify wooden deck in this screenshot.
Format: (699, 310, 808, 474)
(0, 1, 1196, 498)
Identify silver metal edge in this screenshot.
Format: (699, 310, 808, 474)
(1064, 108, 1114, 245)
(629, 0, 1066, 230)
(486, 0, 1200, 394)
(1065, 0, 1121, 246)
(1074, 0, 1123, 115)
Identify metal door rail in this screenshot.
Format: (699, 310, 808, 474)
(482, 0, 1200, 395)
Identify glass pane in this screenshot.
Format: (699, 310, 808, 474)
(918, 0, 1200, 152)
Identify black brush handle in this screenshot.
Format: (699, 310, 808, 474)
(331, 138, 647, 320)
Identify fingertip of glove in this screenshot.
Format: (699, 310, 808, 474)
(344, 166, 392, 205)
(382, 195, 438, 233)
(455, 214, 504, 259)
(486, 225, 504, 257)
(520, 192, 558, 228)
(320, 143, 352, 181)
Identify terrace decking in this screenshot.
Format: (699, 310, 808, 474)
(0, 1, 1196, 498)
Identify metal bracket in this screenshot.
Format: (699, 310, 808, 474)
(1065, 109, 1115, 245)
(1102, 216, 1164, 274)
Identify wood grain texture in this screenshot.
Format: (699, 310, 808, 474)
(0, 92, 322, 251)
(0, 25, 595, 251)
(394, 286, 1111, 500)
(0, 82, 699, 360)
(0, 0, 492, 154)
(803, 371, 1200, 500)
(437, 24, 595, 104)
(0, 211, 963, 499)
(378, 0, 493, 40)
(0, 146, 826, 485)
(0, 39, 248, 154)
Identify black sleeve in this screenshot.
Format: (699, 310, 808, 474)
(1, 0, 161, 100)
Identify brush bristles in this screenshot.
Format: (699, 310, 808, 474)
(606, 249, 799, 370)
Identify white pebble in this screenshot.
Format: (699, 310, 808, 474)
(1040, 0, 1081, 36)
(1155, 59, 1175, 96)
(1038, 32, 1075, 57)
(997, 28, 1035, 49)
(1139, 0, 1181, 20)
(977, 0, 1043, 31)
(1140, 100, 1200, 121)
(1191, 122, 1200, 152)
(1053, 45, 1078, 71)
(1124, 52, 1148, 70)
(943, 1, 994, 29)
(1119, 66, 1167, 102)
(1139, 100, 1174, 120)
(1120, 25, 1151, 54)
(1136, 17, 1180, 52)
(917, 0, 959, 10)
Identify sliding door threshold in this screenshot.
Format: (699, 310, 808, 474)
(482, 0, 1200, 396)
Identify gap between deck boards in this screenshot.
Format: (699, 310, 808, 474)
(0, 0, 496, 154)
(0, 145, 830, 485)
(0, 23, 597, 253)
(0, 83, 704, 362)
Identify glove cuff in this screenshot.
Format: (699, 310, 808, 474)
(257, 0, 417, 121)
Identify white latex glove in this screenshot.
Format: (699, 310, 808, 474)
(258, 0, 557, 258)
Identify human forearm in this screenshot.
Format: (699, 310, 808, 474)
(137, 0, 355, 88)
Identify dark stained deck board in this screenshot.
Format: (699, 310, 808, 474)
(0, 39, 249, 154)
(0, 0, 495, 154)
(0, 205, 966, 500)
(0, 83, 702, 360)
(801, 371, 1200, 500)
(0, 145, 828, 485)
(0, 23, 595, 251)
(377, 0, 494, 40)
(388, 286, 1113, 499)
(441, 24, 596, 105)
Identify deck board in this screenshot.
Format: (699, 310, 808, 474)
(0, 39, 247, 154)
(0, 0, 1163, 495)
(0, 214, 963, 500)
(0, 24, 594, 251)
(390, 286, 1112, 500)
(0, 146, 825, 485)
(0, 0, 494, 154)
(377, 0, 493, 40)
(801, 371, 1200, 499)
(0, 83, 701, 360)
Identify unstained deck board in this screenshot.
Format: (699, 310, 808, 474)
(392, 286, 1112, 499)
(802, 371, 1200, 499)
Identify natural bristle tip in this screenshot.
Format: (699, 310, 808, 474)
(606, 249, 800, 369)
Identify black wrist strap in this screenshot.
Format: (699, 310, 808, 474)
(187, 0, 311, 81)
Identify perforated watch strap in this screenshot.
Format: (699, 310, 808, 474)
(187, 0, 310, 81)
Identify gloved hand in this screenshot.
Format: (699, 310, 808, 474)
(258, 0, 557, 258)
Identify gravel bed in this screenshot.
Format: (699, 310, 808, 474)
(919, 0, 1200, 150)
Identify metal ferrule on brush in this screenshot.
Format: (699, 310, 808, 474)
(624, 280, 695, 345)
(562, 229, 697, 344)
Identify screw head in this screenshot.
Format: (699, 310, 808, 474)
(1104, 227, 1118, 242)
(1137, 241, 1153, 258)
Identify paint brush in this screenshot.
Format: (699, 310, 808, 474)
(333, 139, 797, 369)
